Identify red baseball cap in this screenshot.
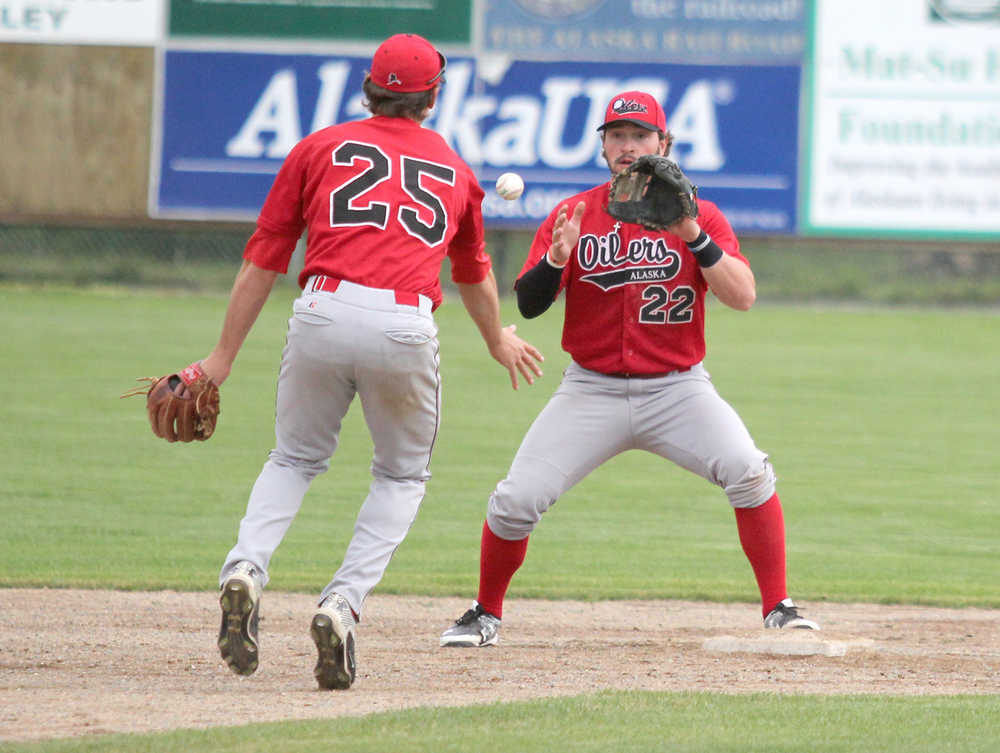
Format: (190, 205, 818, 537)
(370, 33, 447, 93)
(597, 91, 667, 133)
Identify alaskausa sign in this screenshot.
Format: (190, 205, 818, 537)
(151, 50, 800, 232)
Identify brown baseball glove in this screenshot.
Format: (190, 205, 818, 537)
(607, 154, 698, 230)
(121, 362, 220, 442)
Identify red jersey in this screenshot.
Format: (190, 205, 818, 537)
(518, 182, 748, 375)
(244, 115, 490, 308)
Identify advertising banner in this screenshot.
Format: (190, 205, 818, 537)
(168, 0, 471, 42)
(803, 0, 1000, 238)
(151, 49, 800, 233)
(481, 0, 807, 65)
(0, 0, 164, 45)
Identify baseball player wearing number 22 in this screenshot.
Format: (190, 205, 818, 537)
(440, 91, 819, 649)
(196, 34, 543, 689)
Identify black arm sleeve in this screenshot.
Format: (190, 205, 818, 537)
(514, 254, 564, 319)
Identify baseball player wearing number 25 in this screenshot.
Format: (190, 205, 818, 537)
(199, 33, 543, 689)
(440, 90, 818, 648)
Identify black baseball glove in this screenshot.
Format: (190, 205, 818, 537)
(607, 155, 698, 231)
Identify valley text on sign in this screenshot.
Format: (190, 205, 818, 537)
(0, 0, 164, 45)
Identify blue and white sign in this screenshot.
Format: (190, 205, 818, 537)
(481, 0, 808, 65)
(151, 50, 800, 233)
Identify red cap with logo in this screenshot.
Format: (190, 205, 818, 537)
(597, 91, 667, 133)
(370, 33, 447, 93)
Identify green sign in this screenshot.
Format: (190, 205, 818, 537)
(169, 0, 471, 43)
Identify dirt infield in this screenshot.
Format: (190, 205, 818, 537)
(2, 589, 998, 742)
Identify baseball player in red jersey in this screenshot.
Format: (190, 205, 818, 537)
(440, 90, 818, 648)
(197, 33, 543, 689)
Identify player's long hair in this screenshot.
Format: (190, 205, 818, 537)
(362, 76, 437, 122)
(661, 131, 675, 156)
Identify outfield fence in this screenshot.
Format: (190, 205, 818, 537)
(2, 220, 999, 306)
(0, 221, 535, 294)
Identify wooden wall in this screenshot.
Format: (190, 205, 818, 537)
(0, 44, 154, 220)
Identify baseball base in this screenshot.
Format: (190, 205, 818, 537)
(701, 635, 873, 657)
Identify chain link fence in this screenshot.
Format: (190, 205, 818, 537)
(3, 221, 1000, 306)
(0, 222, 252, 290)
(0, 222, 536, 295)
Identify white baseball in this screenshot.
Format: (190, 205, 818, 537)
(495, 172, 525, 201)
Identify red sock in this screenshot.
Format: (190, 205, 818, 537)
(476, 520, 528, 619)
(734, 493, 788, 618)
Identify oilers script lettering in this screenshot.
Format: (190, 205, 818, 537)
(578, 230, 682, 292)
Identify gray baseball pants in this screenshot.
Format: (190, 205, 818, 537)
(487, 361, 776, 540)
(220, 278, 441, 617)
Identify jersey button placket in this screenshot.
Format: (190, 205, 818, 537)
(622, 287, 636, 372)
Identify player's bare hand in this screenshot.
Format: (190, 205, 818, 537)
(667, 216, 701, 244)
(490, 324, 544, 390)
(198, 353, 232, 386)
(549, 201, 586, 266)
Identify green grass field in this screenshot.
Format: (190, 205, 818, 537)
(2, 283, 999, 751)
(4, 693, 998, 753)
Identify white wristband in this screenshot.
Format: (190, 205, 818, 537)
(545, 250, 568, 269)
